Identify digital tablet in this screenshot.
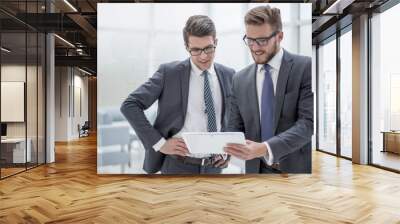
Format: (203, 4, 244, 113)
(182, 132, 246, 154)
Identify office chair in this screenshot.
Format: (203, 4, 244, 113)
(79, 121, 90, 138)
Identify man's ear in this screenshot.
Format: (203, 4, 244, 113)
(277, 32, 284, 41)
(214, 38, 218, 46)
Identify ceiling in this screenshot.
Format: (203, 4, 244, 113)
(311, 0, 392, 44)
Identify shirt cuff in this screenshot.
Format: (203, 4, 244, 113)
(263, 142, 274, 166)
(153, 137, 166, 152)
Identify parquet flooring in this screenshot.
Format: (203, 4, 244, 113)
(1, 135, 400, 223)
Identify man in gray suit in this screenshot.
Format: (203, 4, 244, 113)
(121, 15, 235, 174)
(224, 6, 313, 173)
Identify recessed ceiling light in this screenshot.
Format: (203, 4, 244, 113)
(63, 0, 78, 12)
(1, 47, 11, 53)
(323, 0, 354, 15)
(78, 67, 93, 76)
(54, 34, 75, 48)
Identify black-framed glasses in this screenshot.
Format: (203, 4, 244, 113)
(243, 31, 279, 47)
(188, 45, 216, 56)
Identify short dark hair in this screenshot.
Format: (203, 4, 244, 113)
(183, 15, 216, 47)
(245, 5, 282, 32)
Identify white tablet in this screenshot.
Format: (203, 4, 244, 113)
(182, 132, 246, 154)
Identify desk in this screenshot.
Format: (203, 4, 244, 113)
(382, 131, 400, 154)
(1, 138, 31, 163)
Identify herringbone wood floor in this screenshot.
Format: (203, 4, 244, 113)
(1, 135, 400, 224)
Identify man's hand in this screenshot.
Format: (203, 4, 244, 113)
(212, 154, 231, 168)
(223, 140, 267, 160)
(159, 138, 189, 157)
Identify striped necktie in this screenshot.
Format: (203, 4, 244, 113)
(202, 70, 217, 132)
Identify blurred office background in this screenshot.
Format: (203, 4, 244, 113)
(97, 3, 312, 174)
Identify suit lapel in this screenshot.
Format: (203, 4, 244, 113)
(246, 64, 261, 141)
(273, 50, 293, 133)
(180, 59, 191, 118)
(214, 64, 226, 123)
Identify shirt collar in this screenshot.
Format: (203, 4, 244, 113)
(190, 58, 215, 76)
(257, 47, 284, 73)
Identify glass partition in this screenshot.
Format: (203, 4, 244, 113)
(339, 29, 352, 158)
(317, 37, 337, 155)
(1, 31, 28, 177)
(0, 1, 46, 179)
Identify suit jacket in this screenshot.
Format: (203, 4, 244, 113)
(121, 59, 235, 173)
(227, 49, 313, 173)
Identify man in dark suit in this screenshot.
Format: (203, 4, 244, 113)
(224, 5, 313, 174)
(121, 15, 235, 174)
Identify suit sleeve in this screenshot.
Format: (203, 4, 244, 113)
(267, 58, 314, 163)
(226, 75, 245, 132)
(120, 65, 165, 150)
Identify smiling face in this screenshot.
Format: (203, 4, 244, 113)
(187, 35, 217, 71)
(245, 23, 283, 65)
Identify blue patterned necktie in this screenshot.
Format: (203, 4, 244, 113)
(202, 70, 217, 132)
(261, 64, 275, 141)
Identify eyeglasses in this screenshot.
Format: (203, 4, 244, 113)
(188, 45, 216, 56)
(243, 31, 279, 47)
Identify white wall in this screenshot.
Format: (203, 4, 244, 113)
(1, 63, 46, 164)
(55, 66, 68, 141)
(72, 73, 89, 137)
(1, 82, 24, 122)
(55, 67, 89, 141)
(1, 65, 39, 138)
(1, 65, 26, 129)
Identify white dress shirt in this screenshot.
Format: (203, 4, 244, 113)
(256, 47, 284, 166)
(153, 59, 223, 158)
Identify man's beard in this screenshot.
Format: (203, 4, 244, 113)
(252, 42, 279, 65)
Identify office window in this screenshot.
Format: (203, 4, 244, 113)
(317, 38, 337, 154)
(371, 3, 400, 171)
(340, 29, 352, 158)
